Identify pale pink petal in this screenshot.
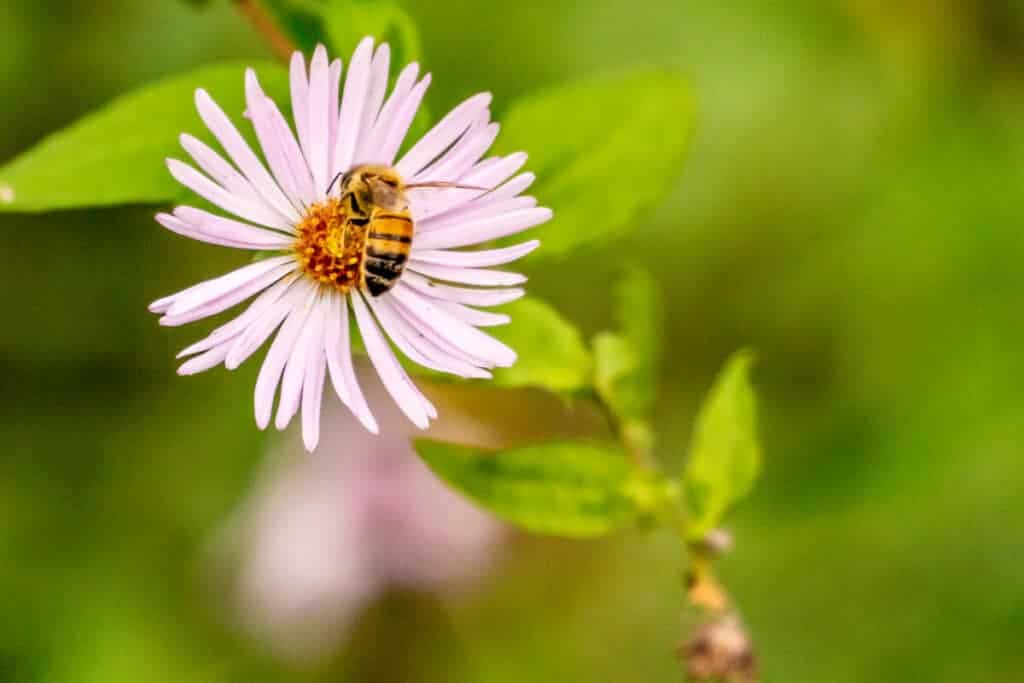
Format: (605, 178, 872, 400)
(400, 271, 525, 307)
(166, 159, 288, 230)
(177, 344, 230, 376)
(254, 285, 318, 430)
(416, 196, 537, 234)
(156, 212, 285, 250)
(169, 207, 293, 246)
(376, 74, 431, 166)
(367, 295, 491, 379)
(307, 45, 331, 197)
(410, 240, 539, 268)
(413, 207, 552, 251)
(332, 37, 375, 181)
(226, 282, 307, 370)
(361, 61, 418, 162)
(179, 134, 261, 202)
(350, 293, 433, 428)
(159, 256, 294, 325)
(352, 43, 390, 165)
(264, 96, 316, 207)
(195, 88, 299, 223)
(301, 326, 327, 451)
(410, 155, 530, 221)
(388, 289, 500, 368)
(177, 275, 297, 359)
(324, 293, 378, 433)
(407, 261, 526, 287)
(413, 119, 499, 184)
(326, 58, 342, 160)
(389, 285, 516, 367)
(289, 51, 311, 167)
(246, 70, 303, 211)
(277, 294, 325, 431)
(461, 151, 529, 186)
(431, 299, 511, 327)
(396, 93, 492, 178)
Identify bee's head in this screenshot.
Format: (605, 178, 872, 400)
(340, 165, 406, 213)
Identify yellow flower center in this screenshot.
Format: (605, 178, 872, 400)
(293, 197, 368, 293)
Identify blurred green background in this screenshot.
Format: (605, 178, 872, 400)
(2, 0, 1023, 681)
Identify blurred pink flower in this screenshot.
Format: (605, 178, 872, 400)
(224, 373, 505, 661)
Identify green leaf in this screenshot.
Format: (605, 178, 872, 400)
(415, 440, 640, 537)
(494, 70, 694, 258)
(682, 350, 762, 539)
(259, 0, 421, 65)
(490, 298, 593, 393)
(593, 266, 661, 421)
(0, 61, 287, 213)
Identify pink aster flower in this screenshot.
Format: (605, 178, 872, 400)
(149, 37, 551, 450)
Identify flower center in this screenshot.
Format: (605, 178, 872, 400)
(293, 197, 369, 293)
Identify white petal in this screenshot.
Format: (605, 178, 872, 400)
(169, 207, 293, 247)
(350, 292, 433, 428)
(301, 323, 328, 451)
(413, 207, 552, 251)
(396, 93, 492, 178)
(177, 274, 297, 359)
(159, 256, 294, 325)
(276, 293, 325, 431)
(194, 88, 299, 223)
(352, 43, 390, 165)
(307, 45, 331, 197)
(324, 293, 378, 433)
(401, 270, 525, 307)
(326, 58, 342, 162)
(166, 159, 288, 230)
(362, 61, 418, 162)
(253, 284, 318, 429)
(332, 37, 375, 180)
(407, 261, 526, 287)
(389, 284, 516, 367)
(179, 134, 260, 202)
(411, 240, 539, 268)
(368, 295, 491, 379)
(376, 74, 431, 166)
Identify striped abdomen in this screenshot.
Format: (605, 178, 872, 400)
(362, 211, 413, 296)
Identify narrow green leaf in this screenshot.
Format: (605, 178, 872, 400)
(0, 62, 287, 213)
(494, 70, 694, 257)
(593, 266, 661, 421)
(490, 298, 593, 393)
(683, 350, 762, 539)
(415, 440, 639, 537)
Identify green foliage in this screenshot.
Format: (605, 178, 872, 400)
(682, 350, 762, 539)
(0, 62, 288, 213)
(415, 440, 640, 537)
(493, 70, 694, 258)
(490, 298, 593, 393)
(259, 0, 421, 64)
(593, 266, 661, 422)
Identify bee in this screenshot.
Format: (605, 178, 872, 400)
(328, 165, 485, 297)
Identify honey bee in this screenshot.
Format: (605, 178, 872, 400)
(326, 165, 484, 297)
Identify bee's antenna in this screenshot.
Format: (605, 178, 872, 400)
(325, 172, 344, 197)
(405, 181, 491, 193)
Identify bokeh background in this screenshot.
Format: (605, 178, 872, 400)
(2, 0, 1023, 681)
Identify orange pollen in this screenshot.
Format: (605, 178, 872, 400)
(293, 197, 368, 293)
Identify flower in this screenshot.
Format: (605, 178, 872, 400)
(150, 37, 551, 451)
(225, 376, 505, 661)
